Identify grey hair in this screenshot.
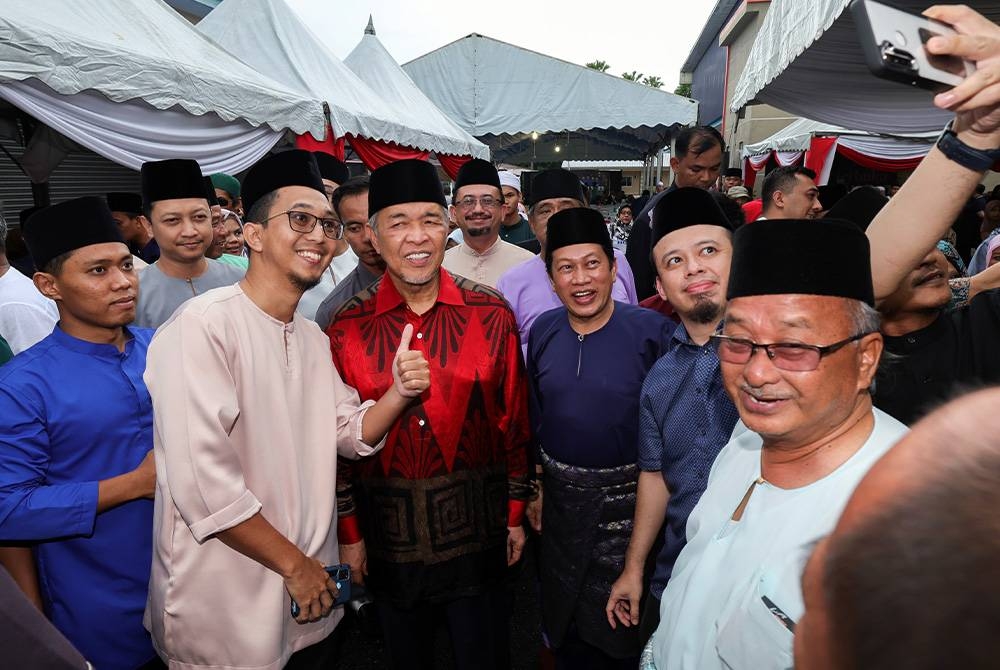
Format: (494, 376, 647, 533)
(368, 205, 449, 234)
(849, 299, 881, 335)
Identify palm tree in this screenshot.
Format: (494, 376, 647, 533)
(642, 75, 664, 89)
(622, 70, 643, 82)
(585, 60, 611, 72)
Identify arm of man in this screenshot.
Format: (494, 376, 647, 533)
(0, 385, 153, 542)
(868, 6, 1000, 302)
(0, 545, 43, 611)
(500, 310, 532, 566)
(525, 328, 544, 533)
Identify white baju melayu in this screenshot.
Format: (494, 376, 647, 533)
(648, 408, 907, 670)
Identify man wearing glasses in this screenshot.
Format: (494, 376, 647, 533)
(441, 159, 533, 289)
(133, 159, 244, 328)
(642, 218, 907, 670)
(144, 150, 430, 669)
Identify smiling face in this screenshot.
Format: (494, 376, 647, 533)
(777, 174, 822, 219)
(879, 248, 952, 317)
(36, 242, 138, 336)
(370, 201, 449, 289)
(652, 224, 732, 326)
(720, 294, 880, 448)
(549, 242, 617, 331)
(222, 213, 244, 255)
(244, 186, 337, 292)
(148, 198, 212, 264)
(206, 205, 227, 259)
(450, 184, 504, 242)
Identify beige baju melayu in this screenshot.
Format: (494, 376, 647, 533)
(143, 283, 383, 670)
(442, 237, 534, 288)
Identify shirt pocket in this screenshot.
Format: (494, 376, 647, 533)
(715, 584, 794, 670)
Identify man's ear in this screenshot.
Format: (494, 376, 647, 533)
(242, 221, 265, 254)
(33, 272, 61, 302)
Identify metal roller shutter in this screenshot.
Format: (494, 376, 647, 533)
(0, 138, 141, 225)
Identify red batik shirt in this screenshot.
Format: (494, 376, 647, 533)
(328, 269, 530, 605)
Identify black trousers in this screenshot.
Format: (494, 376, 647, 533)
(284, 628, 342, 670)
(553, 624, 637, 670)
(377, 588, 512, 670)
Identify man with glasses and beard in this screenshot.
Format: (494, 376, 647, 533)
(442, 159, 533, 289)
(643, 218, 907, 670)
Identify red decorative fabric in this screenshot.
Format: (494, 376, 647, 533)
(347, 135, 429, 170)
(835, 143, 925, 171)
(805, 136, 838, 176)
(743, 157, 758, 190)
(294, 123, 345, 160)
(437, 154, 473, 180)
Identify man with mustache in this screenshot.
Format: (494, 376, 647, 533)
(644, 217, 906, 669)
(133, 159, 244, 328)
(442, 159, 534, 289)
(0, 197, 158, 669)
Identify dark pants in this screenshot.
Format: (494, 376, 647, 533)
(284, 628, 341, 670)
(553, 624, 637, 670)
(638, 593, 661, 647)
(377, 588, 511, 670)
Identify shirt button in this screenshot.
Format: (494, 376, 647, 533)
(418, 419, 426, 426)
(417, 332, 424, 340)
(906, 336, 916, 344)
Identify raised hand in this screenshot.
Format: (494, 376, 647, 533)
(392, 323, 431, 398)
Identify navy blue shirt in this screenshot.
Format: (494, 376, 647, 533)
(528, 302, 674, 468)
(637, 321, 740, 598)
(0, 326, 156, 669)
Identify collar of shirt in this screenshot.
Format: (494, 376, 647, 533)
(882, 312, 948, 352)
(50, 324, 137, 357)
(670, 319, 725, 348)
(458, 237, 502, 259)
(374, 267, 465, 316)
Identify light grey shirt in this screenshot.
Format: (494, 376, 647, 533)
(313, 263, 380, 331)
(135, 259, 245, 329)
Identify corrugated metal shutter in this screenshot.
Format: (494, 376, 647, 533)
(0, 138, 141, 225)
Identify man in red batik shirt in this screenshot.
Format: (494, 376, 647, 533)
(327, 159, 531, 670)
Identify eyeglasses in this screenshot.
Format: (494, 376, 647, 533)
(217, 196, 232, 208)
(265, 210, 343, 240)
(455, 195, 502, 211)
(710, 332, 874, 372)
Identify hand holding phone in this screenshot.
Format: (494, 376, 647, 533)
(290, 564, 352, 619)
(852, 0, 975, 91)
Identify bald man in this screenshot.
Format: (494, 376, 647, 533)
(795, 387, 1000, 670)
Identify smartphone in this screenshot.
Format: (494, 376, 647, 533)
(851, 0, 974, 91)
(290, 564, 352, 618)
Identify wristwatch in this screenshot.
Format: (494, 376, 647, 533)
(936, 121, 1000, 171)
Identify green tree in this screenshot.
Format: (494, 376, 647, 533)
(585, 60, 611, 72)
(643, 75, 664, 89)
(674, 82, 693, 97)
(622, 70, 643, 82)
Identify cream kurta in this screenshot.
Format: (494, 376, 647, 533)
(144, 283, 382, 670)
(442, 237, 534, 288)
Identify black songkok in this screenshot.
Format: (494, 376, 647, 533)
(369, 159, 447, 215)
(723, 167, 743, 178)
(453, 158, 501, 194)
(727, 218, 874, 306)
(650, 187, 732, 250)
(527, 169, 585, 207)
(241, 150, 325, 219)
(824, 186, 888, 231)
(313, 152, 350, 186)
(203, 177, 219, 207)
(105, 192, 143, 215)
(23, 197, 125, 270)
(140, 159, 206, 206)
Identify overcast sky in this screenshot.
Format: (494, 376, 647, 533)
(285, 0, 718, 91)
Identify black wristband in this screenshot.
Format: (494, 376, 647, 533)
(936, 121, 1000, 172)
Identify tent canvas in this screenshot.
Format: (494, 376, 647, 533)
(730, 0, 1000, 134)
(199, 0, 488, 160)
(403, 34, 698, 163)
(343, 19, 488, 161)
(0, 0, 328, 176)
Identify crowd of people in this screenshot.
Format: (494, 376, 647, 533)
(2, 4, 1000, 670)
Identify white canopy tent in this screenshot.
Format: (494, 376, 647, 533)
(403, 34, 698, 163)
(343, 19, 488, 160)
(730, 0, 1000, 134)
(741, 117, 936, 185)
(199, 0, 489, 161)
(0, 0, 327, 179)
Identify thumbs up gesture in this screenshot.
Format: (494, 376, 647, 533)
(392, 323, 431, 398)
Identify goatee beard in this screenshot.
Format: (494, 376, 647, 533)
(288, 273, 320, 292)
(686, 299, 723, 325)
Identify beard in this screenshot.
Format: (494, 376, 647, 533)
(287, 272, 321, 293)
(684, 296, 724, 325)
(465, 224, 492, 237)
